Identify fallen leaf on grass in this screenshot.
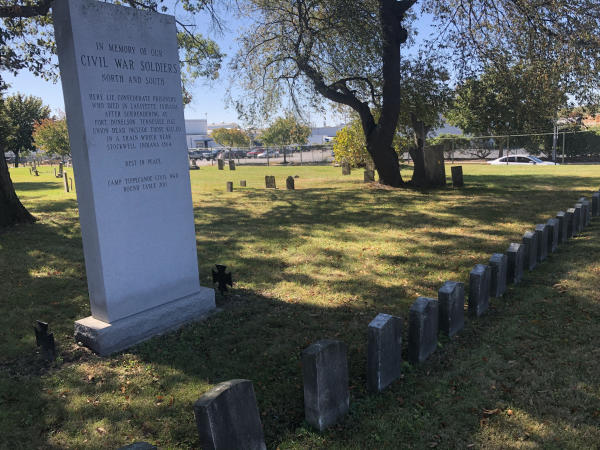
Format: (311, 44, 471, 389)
(483, 408, 500, 416)
(96, 427, 107, 435)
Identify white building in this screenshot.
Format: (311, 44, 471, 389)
(307, 124, 346, 145)
(185, 119, 214, 149)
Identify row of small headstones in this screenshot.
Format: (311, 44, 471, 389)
(125, 192, 599, 450)
(28, 162, 74, 192)
(224, 176, 297, 192)
(341, 162, 465, 187)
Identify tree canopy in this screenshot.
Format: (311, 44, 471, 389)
(260, 115, 311, 147)
(211, 127, 249, 147)
(33, 116, 70, 159)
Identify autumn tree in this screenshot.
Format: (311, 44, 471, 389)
(33, 116, 70, 160)
(211, 127, 249, 148)
(233, 0, 600, 187)
(333, 119, 368, 167)
(260, 114, 311, 163)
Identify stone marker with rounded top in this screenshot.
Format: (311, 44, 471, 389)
(194, 379, 266, 450)
(522, 231, 537, 271)
(565, 208, 575, 238)
(341, 161, 351, 175)
(302, 339, 349, 431)
(489, 253, 507, 298)
(546, 218, 559, 253)
(226, 182, 233, 192)
(556, 211, 568, 243)
(364, 170, 375, 182)
(286, 176, 295, 190)
(592, 192, 600, 217)
(469, 264, 491, 316)
(240, 180, 247, 187)
(451, 166, 464, 187)
(217, 159, 225, 170)
(408, 297, 439, 363)
(534, 224, 549, 262)
(53, 0, 215, 355)
(229, 160, 236, 170)
(438, 281, 464, 337)
(506, 243, 524, 284)
(367, 313, 402, 392)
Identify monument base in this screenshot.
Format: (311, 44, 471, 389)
(74, 287, 216, 356)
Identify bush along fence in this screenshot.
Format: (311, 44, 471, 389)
(124, 192, 599, 450)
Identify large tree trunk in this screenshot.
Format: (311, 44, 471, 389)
(365, 132, 403, 186)
(0, 151, 36, 227)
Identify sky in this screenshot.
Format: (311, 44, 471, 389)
(2, 3, 435, 128)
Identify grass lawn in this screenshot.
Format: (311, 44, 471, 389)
(1, 163, 600, 449)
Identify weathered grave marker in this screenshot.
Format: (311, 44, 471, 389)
(408, 297, 439, 363)
(489, 253, 507, 298)
(63, 171, 70, 192)
(265, 175, 276, 189)
(240, 180, 247, 187)
(573, 204, 583, 234)
(212, 265, 233, 295)
(534, 224, 549, 262)
(592, 192, 600, 217)
(226, 181, 233, 192)
(367, 313, 402, 392)
(364, 170, 375, 183)
(286, 176, 295, 190)
(34, 320, 56, 361)
(506, 243, 524, 284)
(229, 160, 236, 170)
(189, 158, 199, 170)
(194, 379, 266, 450)
(556, 211, 568, 243)
(578, 197, 590, 227)
(438, 281, 464, 337)
(341, 161, 351, 175)
(54, 0, 215, 355)
(469, 264, 491, 316)
(217, 159, 225, 170)
(522, 231, 537, 271)
(546, 218, 559, 253)
(302, 340, 349, 431)
(451, 166, 464, 187)
(565, 208, 575, 238)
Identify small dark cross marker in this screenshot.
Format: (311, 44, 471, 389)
(34, 320, 56, 361)
(212, 264, 233, 295)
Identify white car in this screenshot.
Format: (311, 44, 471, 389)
(257, 150, 280, 158)
(488, 155, 558, 165)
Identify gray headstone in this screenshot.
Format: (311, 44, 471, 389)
(534, 224, 549, 262)
(573, 204, 583, 234)
(408, 297, 439, 363)
(217, 159, 225, 170)
(341, 161, 351, 175)
(581, 198, 591, 226)
(226, 182, 233, 192)
(194, 379, 266, 450)
(437, 281, 464, 337)
(451, 165, 464, 187)
(556, 211, 568, 243)
(546, 218, 559, 253)
(229, 160, 236, 170)
(506, 243, 524, 284)
(286, 176, 295, 190)
(302, 340, 349, 431)
(240, 180, 247, 187)
(63, 171, 70, 192)
(367, 313, 402, 392)
(522, 231, 538, 271)
(364, 169, 375, 183)
(468, 264, 491, 316)
(54, 0, 215, 355)
(565, 208, 575, 238)
(265, 175, 276, 189)
(489, 253, 507, 298)
(592, 192, 600, 217)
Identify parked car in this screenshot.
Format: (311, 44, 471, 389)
(257, 150, 280, 158)
(488, 155, 557, 165)
(247, 149, 263, 157)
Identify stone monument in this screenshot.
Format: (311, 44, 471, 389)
(54, 0, 215, 355)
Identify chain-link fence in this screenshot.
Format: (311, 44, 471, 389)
(188, 144, 334, 166)
(427, 129, 600, 163)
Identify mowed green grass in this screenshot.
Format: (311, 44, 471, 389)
(1, 163, 600, 449)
